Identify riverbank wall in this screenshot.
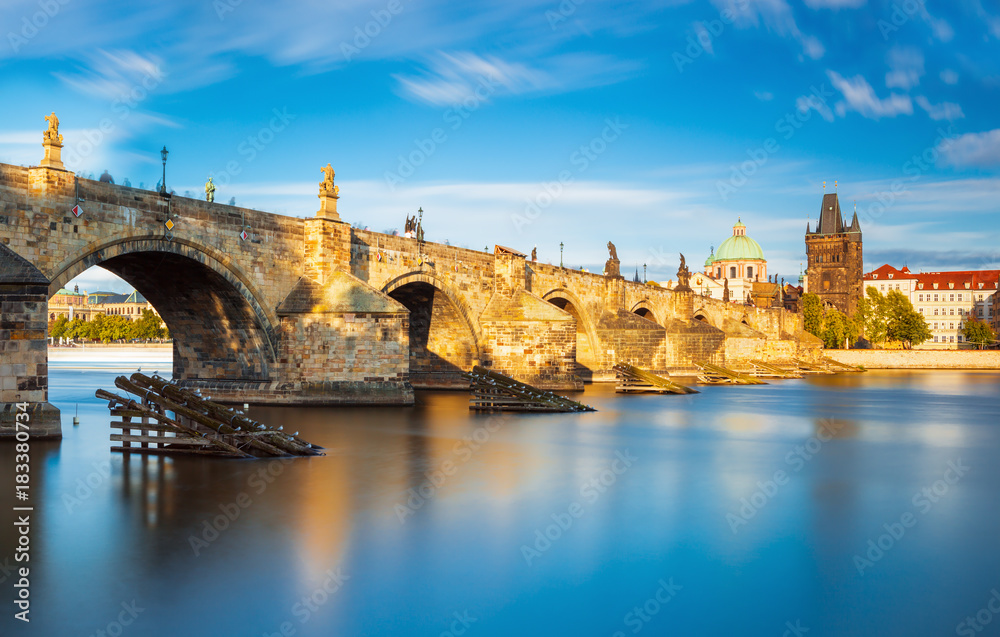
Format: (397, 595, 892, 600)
(825, 349, 1000, 369)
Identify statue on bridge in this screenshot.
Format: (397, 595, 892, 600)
(40, 112, 65, 169)
(44, 112, 62, 144)
(319, 163, 338, 197)
(531, 246, 537, 262)
(205, 177, 216, 203)
(605, 241, 621, 278)
(723, 277, 730, 302)
(675, 253, 692, 291)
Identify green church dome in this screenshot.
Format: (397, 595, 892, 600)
(704, 248, 715, 268)
(714, 218, 765, 261)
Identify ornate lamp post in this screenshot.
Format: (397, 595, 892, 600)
(560, 242, 564, 268)
(643, 263, 647, 283)
(159, 146, 169, 195)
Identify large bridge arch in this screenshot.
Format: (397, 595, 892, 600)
(541, 288, 601, 368)
(47, 236, 279, 381)
(381, 271, 483, 388)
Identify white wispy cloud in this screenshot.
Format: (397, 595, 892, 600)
(796, 94, 834, 122)
(754, 90, 774, 101)
(884, 46, 924, 90)
(938, 130, 1000, 168)
(828, 70, 912, 120)
(54, 49, 166, 101)
(915, 96, 964, 121)
(393, 51, 641, 106)
(709, 0, 824, 60)
(940, 69, 959, 85)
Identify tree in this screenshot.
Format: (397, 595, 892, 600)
(84, 313, 107, 341)
(132, 309, 165, 340)
(884, 290, 930, 349)
(820, 308, 860, 349)
(856, 287, 888, 347)
(963, 318, 996, 349)
(99, 315, 134, 342)
(802, 293, 823, 337)
(62, 317, 88, 341)
(49, 316, 69, 339)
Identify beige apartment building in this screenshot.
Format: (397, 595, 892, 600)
(864, 264, 999, 348)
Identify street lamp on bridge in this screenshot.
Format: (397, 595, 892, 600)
(560, 242, 564, 268)
(159, 146, 169, 195)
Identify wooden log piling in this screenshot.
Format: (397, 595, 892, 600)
(614, 363, 699, 394)
(96, 375, 324, 459)
(464, 366, 596, 412)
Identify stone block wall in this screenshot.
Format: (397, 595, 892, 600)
(480, 290, 581, 389)
(0, 279, 61, 437)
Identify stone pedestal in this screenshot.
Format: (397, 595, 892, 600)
(605, 257, 620, 278)
(39, 139, 65, 170)
(317, 191, 341, 221)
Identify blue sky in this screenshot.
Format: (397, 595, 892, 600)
(1, 0, 998, 293)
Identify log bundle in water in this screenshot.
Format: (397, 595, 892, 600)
(464, 366, 595, 413)
(613, 363, 699, 394)
(96, 373, 324, 458)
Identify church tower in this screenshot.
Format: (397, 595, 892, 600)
(804, 191, 863, 315)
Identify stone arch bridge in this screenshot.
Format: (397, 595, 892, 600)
(0, 162, 816, 435)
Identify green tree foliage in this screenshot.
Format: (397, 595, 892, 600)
(85, 313, 107, 341)
(884, 290, 930, 348)
(98, 315, 134, 342)
(856, 287, 930, 349)
(49, 316, 69, 339)
(819, 308, 860, 349)
(62, 317, 88, 340)
(963, 319, 996, 349)
(802, 293, 823, 337)
(856, 287, 888, 346)
(132, 309, 166, 339)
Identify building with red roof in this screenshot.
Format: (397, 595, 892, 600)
(864, 264, 999, 348)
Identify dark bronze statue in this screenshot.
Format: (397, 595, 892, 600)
(605, 241, 621, 278)
(676, 253, 691, 290)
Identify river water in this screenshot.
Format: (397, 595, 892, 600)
(2, 362, 999, 636)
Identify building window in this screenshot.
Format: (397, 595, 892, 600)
(730, 266, 736, 278)
(950, 336, 955, 342)
(934, 336, 939, 342)
(747, 266, 753, 279)
(881, 284, 885, 291)
(934, 308, 939, 315)
(950, 323, 954, 329)
(918, 294, 923, 302)
(950, 294, 955, 302)
(918, 308, 923, 314)
(950, 308, 955, 315)
(958, 335, 963, 342)
(934, 294, 939, 301)
(957, 293, 963, 301)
